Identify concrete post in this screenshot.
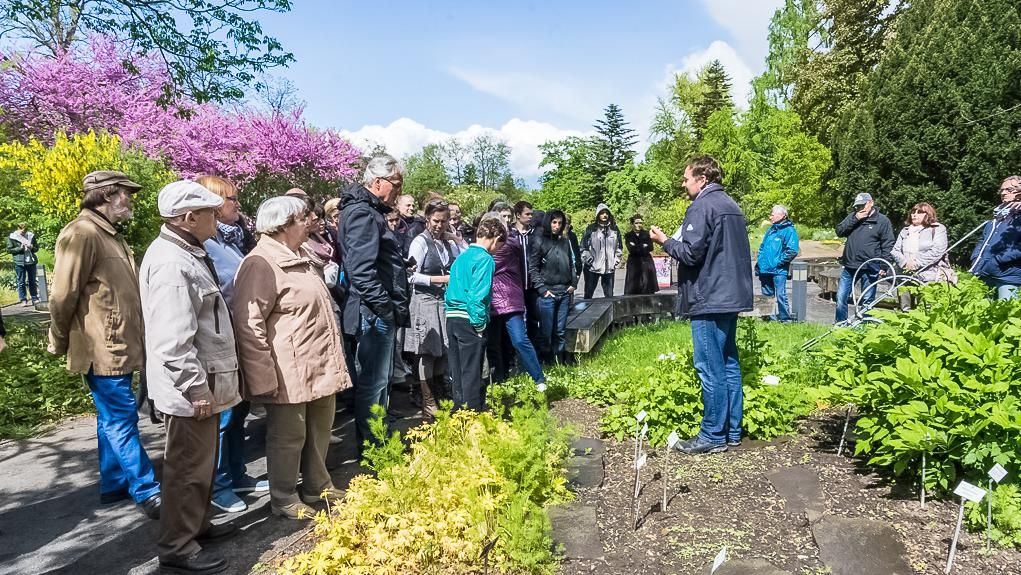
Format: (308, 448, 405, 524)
(35, 265, 48, 302)
(791, 260, 807, 322)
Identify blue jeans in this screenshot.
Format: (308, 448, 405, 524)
(537, 293, 571, 362)
(759, 272, 791, 321)
(85, 369, 161, 503)
(504, 313, 545, 383)
(835, 267, 879, 323)
(488, 312, 545, 384)
(15, 263, 38, 302)
(690, 314, 742, 444)
(211, 401, 249, 498)
(355, 312, 395, 450)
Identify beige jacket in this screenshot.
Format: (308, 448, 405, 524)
(49, 210, 145, 375)
(233, 235, 350, 404)
(139, 226, 242, 417)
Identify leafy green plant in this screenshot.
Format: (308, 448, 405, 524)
(0, 322, 93, 438)
(281, 398, 573, 574)
(966, 483, 1021, 548)
(819, 276, 1021, 493)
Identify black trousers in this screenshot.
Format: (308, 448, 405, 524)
(584, 269, 615, 298)
(447, 317, 486, 411)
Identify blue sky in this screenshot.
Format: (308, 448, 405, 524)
(259, 0, 782, 179)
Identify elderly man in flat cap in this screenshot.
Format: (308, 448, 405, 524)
(140, 180, 243, 575)
(48, 170, 162, 519)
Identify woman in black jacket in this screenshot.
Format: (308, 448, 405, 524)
(528, 209, 578, 364)
(624, 214, 658, 295)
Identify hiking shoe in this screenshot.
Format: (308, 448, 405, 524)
(140, 494, 161, 520)
(159, 548, 227, 574)
(210, 489, 247, 513)
(674, 436, 728, 455)
(271, 502, 316, 520)
(231, 475, 269, 494)
(727, 438, 742, 447)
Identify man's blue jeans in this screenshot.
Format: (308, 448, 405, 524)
(690, 314, 742, 444)
(355, 312, 395, 450)
(835, 267, 879, 323)
(15, 263, 37, 302)
(537, 293, 570, 362)
(759, 272, 791, 321)
(211, 401, 249, 498)
(85, 369, 161, 503)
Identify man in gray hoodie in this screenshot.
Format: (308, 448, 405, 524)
(581, 203, 622, 298)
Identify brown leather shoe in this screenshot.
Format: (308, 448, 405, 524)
(271, 502, 316, 520)
(299, 487, 346, 505)
(158, 549, 227, 574)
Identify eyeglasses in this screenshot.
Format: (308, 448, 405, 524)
(381, 177, 403, 190)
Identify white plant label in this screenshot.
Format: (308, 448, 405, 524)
(667, 430, 680, 449)
(953, 480, 987, 503)
(640, 422, 649, 437)
(988, 463, 1007, 483)
(711, 546, 728, 573)
(635, 452, 647, 470)
(536, 383, 547, 393)
(635, 410, 647, 423)
(762, 374, 781, 386)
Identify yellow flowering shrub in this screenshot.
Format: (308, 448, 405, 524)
(0, 131, 176, 252)
(280, 401, 573, 575)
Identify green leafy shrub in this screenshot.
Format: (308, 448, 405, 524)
(819, 276, 1021, 493)
(281, 399, 573, 575)
(966, 483, 1021, 548)
(561, 319, 830, 445)
(0, 322, 92, 438)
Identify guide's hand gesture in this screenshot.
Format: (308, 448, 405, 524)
(649, 226, 667, 245)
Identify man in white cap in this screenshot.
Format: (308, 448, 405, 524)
(834, 192, 895, 322)
(139, 180, 242, 575)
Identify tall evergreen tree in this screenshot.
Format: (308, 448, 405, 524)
(692, 60, 734, 140)
(832, 0, 1021, 250)
(593, 104, 638, 174)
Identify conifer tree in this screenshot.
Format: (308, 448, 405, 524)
(692, 60, 733, 141)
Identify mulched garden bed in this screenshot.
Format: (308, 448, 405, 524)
(550, 399, 1021, 575)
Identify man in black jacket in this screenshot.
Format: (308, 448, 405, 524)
(338, 154, 410, 450)
(834, 192, 895, 323)
(651, 155, 753, 455)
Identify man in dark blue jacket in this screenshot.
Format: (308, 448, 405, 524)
(756, 205, 800, 322)
(834, 192, 895, 322)
(970, 176, 1021, 300)
(651, 155, 753, 454)
(338, 154, 410, 451)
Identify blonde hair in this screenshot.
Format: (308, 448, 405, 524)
(193, 175, 237, 200)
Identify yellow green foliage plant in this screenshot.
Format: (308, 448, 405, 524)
(0, 130, 176, 253)
(280, 400, 573, 575)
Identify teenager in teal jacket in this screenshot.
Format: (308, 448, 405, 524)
(755, 205, 800, 321)
(445, 216, 507, 411)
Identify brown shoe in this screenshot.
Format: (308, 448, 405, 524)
(270, 502, 316, 520)
(418, 380, 438, 419)
(299, 487, 346, 505)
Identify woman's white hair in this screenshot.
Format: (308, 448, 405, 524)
(772, 204, 789, 217)
(256, 196, 307, 235)
(361, 154, 402, 186)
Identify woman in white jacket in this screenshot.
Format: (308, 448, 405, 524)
(891, 202, 956, 284)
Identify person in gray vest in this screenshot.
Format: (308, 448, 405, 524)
(404, 199, 456, 418)
(581, 204, 622, 298)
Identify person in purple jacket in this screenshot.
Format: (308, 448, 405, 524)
(484, 202, 546, 386)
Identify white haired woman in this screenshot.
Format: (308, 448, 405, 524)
(232, 196, 351, 520)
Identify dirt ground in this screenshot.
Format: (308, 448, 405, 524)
(550, 398, 1021, 575)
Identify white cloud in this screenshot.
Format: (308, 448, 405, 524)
(447, 66, 604, 124)
(698, 0, 784, 73)
(340, 117, 592, 181)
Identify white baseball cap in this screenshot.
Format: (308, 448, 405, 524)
(158, 180, 224, 217)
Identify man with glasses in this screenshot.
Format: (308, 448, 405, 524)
(337, 154, 410, 453)
(833, 192, 895, 323)
(970, 176, 1021, 300)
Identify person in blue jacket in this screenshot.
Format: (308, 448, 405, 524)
(970, 176, 1021, 300)
(650, 155, 754, 455)
(755, 205, 800, 322)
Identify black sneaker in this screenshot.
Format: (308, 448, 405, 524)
(159, 549, 227, 574)
(727, 438, 742, 447)
(140, 494, 161, 520)
(674, 436, 728, 455)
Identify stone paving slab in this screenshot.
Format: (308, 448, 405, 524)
(712, 559, 793, 575)
(548, 502, 604, 561)
(812, 516, 913, 575)
(767, 465, 826, 521)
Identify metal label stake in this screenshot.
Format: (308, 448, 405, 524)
(987, 464, 1008, 552)
(837, 404, 853, 456)
(947, 481, 988, 573)
(663, 430, 679, 511)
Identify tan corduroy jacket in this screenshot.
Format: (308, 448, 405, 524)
(49, 210, 145, 375)
(233, 235, 351, 404)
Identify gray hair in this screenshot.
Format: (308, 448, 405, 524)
(361, 154, 402, 186)
(771, 204, 788, 217)
(1002, 176, 1021, 191)
(491, 201, 513, 213)
(256, 196, 307, 235)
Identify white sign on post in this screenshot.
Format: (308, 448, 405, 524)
(635, 410, 648, 422)
(761, 374, 781, 386)
(640, 422, 649, 437)
(953, 481, 987, 503)
(635, 453, 647, 470)
(711, 546, 728, 573)
(667, 431, 680, 449)
(989, 464, 1008, 484)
